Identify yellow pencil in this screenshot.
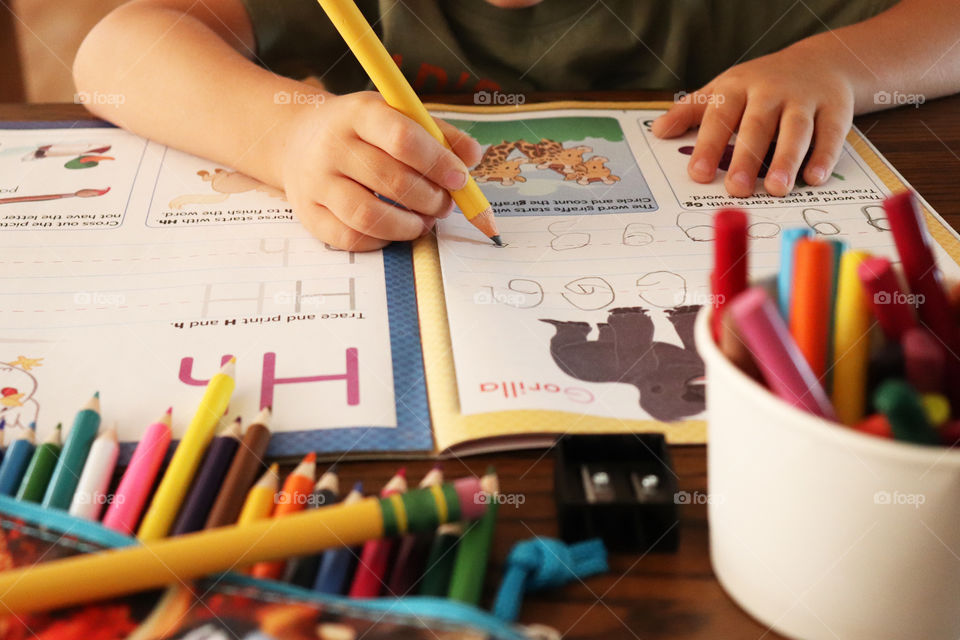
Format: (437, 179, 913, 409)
(0, 475, 489, 615)
(316, 0, 502, 246)
(237, 463, 279, 525)
(831, 251, 873, 425)
(138, 358, 237, 541)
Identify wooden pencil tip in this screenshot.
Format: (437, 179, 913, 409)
(353, 481, 364, 493)
(252, 406, 272, 427)
(303, 452, 317, 463)
(220, 358, 237, 376)
(93, 391, 100, 399)
(395, 467, 407, 478)
(102, 427, 118, 441)
(165, 406, 172, 415)
(45, 425, 62, 445)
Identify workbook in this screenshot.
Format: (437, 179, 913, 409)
(2, 102, 959, 458)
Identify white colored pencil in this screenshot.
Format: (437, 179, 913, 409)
(68, 427, 119, 520)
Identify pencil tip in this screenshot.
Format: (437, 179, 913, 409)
(165, 406, 172, 415)
(396, 467, 407, 478)
(353, 481, 364, 492)
(54, 422, 62, 430)
(432, 462, 443, 471)
(93, 391, 100, 399)
(491, 235, 504, 247)
(303, 452, 317, 463)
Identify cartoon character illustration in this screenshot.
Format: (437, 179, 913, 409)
(541, 305, 704, 421)
(169, 168, 286, 209)
(564, 155, 621, 185)
(515, 138, 593, 175)
(0, 187, 110, 206)
(22, 143, 115, 169)
(470, 141, 526, 186)
(0, 356, 42, 433)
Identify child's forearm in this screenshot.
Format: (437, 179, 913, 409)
(790, 0, 960, 114)
(73, 1, 322, 188)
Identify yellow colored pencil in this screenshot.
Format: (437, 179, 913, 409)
(316, 0, 502, 246)
(138, 358, 237, 540)
(237, 463, 279, 525)
(0, 476, 488, 615)
(831, 251, 873, 425)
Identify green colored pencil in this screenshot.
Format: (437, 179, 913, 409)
(16, 423, 62, 502)
(42, 393, 101, 509)
(447, 467, 499, 605)
(418, 521, 463, 596)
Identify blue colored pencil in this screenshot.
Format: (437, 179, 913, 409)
(0, 427, 36, 495)
(42, 392, 101, 509)
(778, 228, 813, 318)
(312, 482, 363, 594)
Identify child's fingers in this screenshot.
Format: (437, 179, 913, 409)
(436, 119, 483, 167)
(764, 107, 814, 196)
(323, 177, 430, 241)
(687, 91, 747, 183)
(338, 142, 453, 218)
(724, 101, 781, 197)
(292, 198, 389, 252)
(357, 106, 469, 193)
(803, 107, 851, 186)
(651, 95, 708, 138)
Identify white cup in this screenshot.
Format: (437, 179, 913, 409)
(695, 304, 960, 640)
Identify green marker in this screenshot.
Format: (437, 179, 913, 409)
(874, 380, 938, 445)
(42, 393, 101, 509)
(16, 423, 62, 502)
(448, 467, 499, 605)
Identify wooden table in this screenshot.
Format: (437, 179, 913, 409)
(3, 93, 959, 639)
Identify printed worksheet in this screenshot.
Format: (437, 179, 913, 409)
(0, 124, 429, 457)
(433, 107, 960, 425)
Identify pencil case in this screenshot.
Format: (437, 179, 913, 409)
(0, 495, 536, 640)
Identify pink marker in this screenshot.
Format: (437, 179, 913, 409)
(101, 408, 173, 534)
(728, 288, 837, 421)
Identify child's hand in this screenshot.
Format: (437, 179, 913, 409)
(280, 91, 482, 251)
(652, 44, 855, 198)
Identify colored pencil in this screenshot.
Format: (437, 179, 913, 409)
(711, 209, 749, 341)
(387, 464, 444, 595)
(777, 228, 813, 318)
(0, 426, 36, 496)
(315, 0, 502, 246)
(448, 467, 499, 605)
(0, 475, 490, 615)
(284, 465, 342, 587)
(68, 427, 119, 520)
(205, 407, 272, 529)
(858, 256, 917, 341)
(313, 482, 364, 594)
(418, 521, 464, 597)
(237, 463, 279, 525)
(251, 452, 317, 579)
(171, 418, 243, 535)
(719, 308, 762, 381)
(874, 380, 938, 445)
(16, 423, 61, 502)
(830, 251, 874, 425)
(902, 328, 946, 393)
(42, 392, 101, 509)
(348, 468, 408, 597)
(789, 239, 834, 381)
(102, 409, 173, 534)
(138, 358, 236, 540)
(728, 288, 837, 419)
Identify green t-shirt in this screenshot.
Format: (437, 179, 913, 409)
(243, 0, 897, 94)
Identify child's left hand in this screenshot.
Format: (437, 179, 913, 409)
(652, 43, 855, 197)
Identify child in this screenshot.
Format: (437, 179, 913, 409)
(74, 0, 960, 251)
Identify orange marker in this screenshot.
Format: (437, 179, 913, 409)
(250, 452, 317, 579)
(789, 239, 834, 381)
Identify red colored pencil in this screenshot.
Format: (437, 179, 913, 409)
(348, 468, 407, 598)
(857, 256, 917, 341)
(711, 209, 749, 341)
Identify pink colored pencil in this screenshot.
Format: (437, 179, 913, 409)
(102, 409, 173, 534)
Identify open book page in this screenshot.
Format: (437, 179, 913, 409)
(0, 123, 430, 458)
(421, 102, 960, 452)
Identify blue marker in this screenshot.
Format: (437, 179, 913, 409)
(0, 425, 36, 495)
(778, 227, 814, 319)
(313, 482, 363, 594)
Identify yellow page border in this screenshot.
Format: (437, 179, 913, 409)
(415, 100, 960, 452)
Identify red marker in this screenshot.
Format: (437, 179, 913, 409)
(857, 256, 917, 341)
(902, 328, 946, 394)
(711, 209, 749, 341)
(348, 468, 408, 598)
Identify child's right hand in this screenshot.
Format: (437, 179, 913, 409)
(279, 91, 482, 251)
